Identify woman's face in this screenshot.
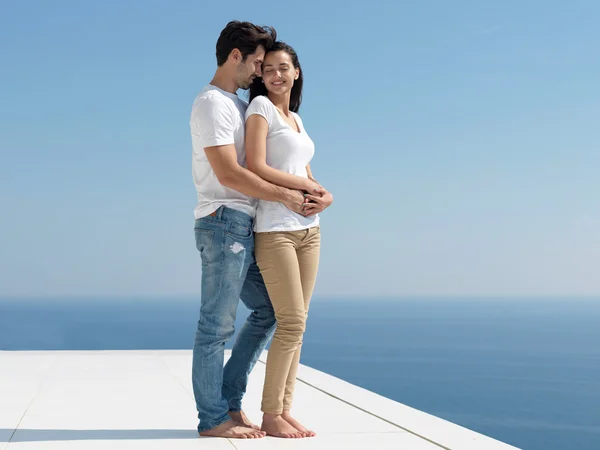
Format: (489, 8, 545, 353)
(261, 50, 299, 95)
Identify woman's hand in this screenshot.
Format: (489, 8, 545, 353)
(302, 188, 333, 216)
(303, 178, 322, 196)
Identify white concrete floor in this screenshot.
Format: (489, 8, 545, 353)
(0, 350, 520, 449)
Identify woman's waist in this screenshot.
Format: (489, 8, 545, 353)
(262, 164, 309, 177)
(254, 202, 319, 228)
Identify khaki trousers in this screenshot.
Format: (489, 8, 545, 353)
(255, 226, 321, 414)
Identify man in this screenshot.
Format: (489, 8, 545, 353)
(189, 21, 309, 439)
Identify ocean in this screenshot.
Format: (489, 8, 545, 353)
(1, 298, 599, 450)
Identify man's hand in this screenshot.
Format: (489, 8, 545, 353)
(282, 189, 307, 215)
(302, 188, 333, 216)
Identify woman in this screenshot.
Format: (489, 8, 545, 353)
(245, 41, 333, 438)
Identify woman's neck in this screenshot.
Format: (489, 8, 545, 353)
(268, 92, 291, 115)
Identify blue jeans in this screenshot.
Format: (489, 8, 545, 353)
(192, 206, 276, 433)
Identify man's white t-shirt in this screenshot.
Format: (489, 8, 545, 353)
(190, 85, 257, 219)
(245, 95, 320, 233)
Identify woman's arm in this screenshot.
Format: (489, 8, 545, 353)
(302, 164, 334, 216)
(245, 115, 321, 193)
(306, 164, 318, 184)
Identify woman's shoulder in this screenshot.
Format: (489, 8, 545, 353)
(246, 96, 276, 123)
(248, 95, 274, 110)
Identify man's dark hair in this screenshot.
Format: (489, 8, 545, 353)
(249, 41, 304, 113)
(216, 21, 277, 66)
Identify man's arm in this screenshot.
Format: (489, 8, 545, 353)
(204, 144, 306, 214)
(191, 95, 306, 214)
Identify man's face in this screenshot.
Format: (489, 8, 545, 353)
(236, 46, 266, 89)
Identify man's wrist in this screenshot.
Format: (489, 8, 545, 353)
(277, 186, 295, 204)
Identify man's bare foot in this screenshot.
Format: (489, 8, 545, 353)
(199, 419, 265, 439)
(282, 410, 316, 437)
(261, 413, 303, 438)
(229, 410, 260, 430)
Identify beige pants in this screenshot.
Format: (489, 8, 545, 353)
(255, 226, 321, 414)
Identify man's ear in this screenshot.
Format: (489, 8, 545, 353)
(230, 48, 241, 62)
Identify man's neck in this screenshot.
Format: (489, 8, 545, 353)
(210, 69, 238, 95)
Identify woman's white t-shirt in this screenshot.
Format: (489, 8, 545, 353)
(245, 96, 320, 233)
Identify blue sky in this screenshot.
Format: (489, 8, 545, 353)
(1, 0, 598, 299)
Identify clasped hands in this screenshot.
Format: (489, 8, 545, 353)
(299, 179, 333, 217)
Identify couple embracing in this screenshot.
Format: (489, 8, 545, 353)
(189, 20, 333, 439)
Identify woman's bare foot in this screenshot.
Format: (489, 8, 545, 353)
(261, 413, 303, 438)
(199, 419, 265, 439)
(228, 410, 260, 430)
(282, 410, 316, 437)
